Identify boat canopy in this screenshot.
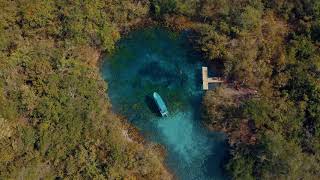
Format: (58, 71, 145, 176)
(153, 92, 168, 116)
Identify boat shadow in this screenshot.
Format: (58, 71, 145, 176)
(145, 95, 162, 117)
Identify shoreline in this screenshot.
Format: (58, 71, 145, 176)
(97, 18, 176, 179)
(96, 16, 229, 180)
(120, 115, 177, 179)
(94, 17, 176, 179)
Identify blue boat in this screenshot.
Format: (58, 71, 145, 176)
(153, 92, 168, 117)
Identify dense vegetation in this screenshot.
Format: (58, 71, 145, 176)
(0, 1, 171, 179)
(159, 0, 320, 179)
(1, 0, 320, 179)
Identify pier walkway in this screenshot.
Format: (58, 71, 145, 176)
(202, 67, 224, 90)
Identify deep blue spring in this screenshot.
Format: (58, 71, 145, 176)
(101, 27, 228, 180)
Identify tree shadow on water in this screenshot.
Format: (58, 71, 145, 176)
(145, 95, 161, 117)
(202, 138, 229, 179)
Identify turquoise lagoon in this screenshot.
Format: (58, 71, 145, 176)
(101, 27, 228, 180)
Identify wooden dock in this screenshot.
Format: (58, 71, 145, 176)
(202, 67, 224, 90)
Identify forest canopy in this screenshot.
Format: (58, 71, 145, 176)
(1, 0, 320, 179)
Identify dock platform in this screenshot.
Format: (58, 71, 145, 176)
(202, 67, 224, 90)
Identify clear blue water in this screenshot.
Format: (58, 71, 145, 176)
(101, 27, 228, 180)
